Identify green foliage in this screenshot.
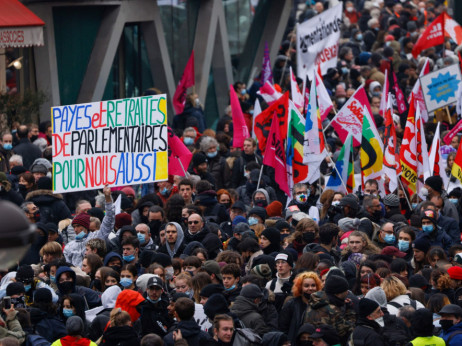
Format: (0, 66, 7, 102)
(0, 90, 47, 125)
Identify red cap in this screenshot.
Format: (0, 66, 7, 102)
(381, 246, 406, 258)
(448, 266, 462, 280)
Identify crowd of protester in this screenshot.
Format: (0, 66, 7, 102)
(1, 0, 462, 345)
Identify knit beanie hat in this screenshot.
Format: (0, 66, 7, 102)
(6, 282, 25, 296)
(16, 265, 34, 283)
(383, 194, 400, 207)
(251, 264, 273, 281)
(275, 251, 294, 267)
(425, 176, 443, 194)
(87, 207, 105, 222)
(192, 152, 207, 167)
(338, 217, 360, 232)
(240, 284, 263, 300)
(266, 201, 283, 217)
(412, 236, 431, 253)
(66, 316, 84, 336)
(72, 213, 90, 230)
(31, 164, 48, 175)
(37, 177, 52, 190)
(324, 275, 349, 295)
(261, 227, 281, 245)
(359, 298, 380, 318)
(421, 209, 437, 227)
(448, 266, 462, 280)
(409, 274, 429, 290)
(203, 293, 230, 320)
(248, 207, 268, 221)
(34, 288, 52, 304)
(232, 215, 248, 226)
(115, 212, 132, 229)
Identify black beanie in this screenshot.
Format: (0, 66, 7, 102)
(425, 176, 443, 194)
(34, 288, 52, 304)
(261, 227, 280, 245)
(6, 282, 25, 296)
(411, 308, 434, 337)
(359, 298, 379, 318)
(324, 275, 349, 294)
(200, 284, 224, 298)
(37, 177, 52, 190)
(204, 293, 230, 320)
(16, 265, 34, 283)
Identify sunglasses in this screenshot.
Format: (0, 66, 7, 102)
(188, 220, 200, 225)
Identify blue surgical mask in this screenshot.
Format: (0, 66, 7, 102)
(3, 144, 12, 150)
(50, 275, 56, 283)
(161, 187, 169, 196)
(411, 203, 418, 209)
(384, 234, 396, 244)
(341, 67, 349, 75)
(147, 296, 161, 304)
(240, 89, 247, 95)
(422, 225, 434, 233)
(63, 309, 74, 318)
(120, 278, 133, 288)
(398, 240, 409, 252)
(183, 137, 194, 145)
(332, 201, 341, 206)
(356, 34, 363, 41)
(75, 231, 86, 240)
(449, 198, 458, 205)
(137, 233, 146, 244)
(207, 151, 218, 158)
(24, 284, 31, 292)
(123, 254, 135, 262)
(248, 217, 258, 226)
(225, 285, 236, 291)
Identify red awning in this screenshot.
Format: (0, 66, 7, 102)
(0, 0, 45, 48)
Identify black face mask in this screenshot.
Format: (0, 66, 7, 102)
(110, 265, 121, 273)
(30, 135, 38, 142)
(149, 220, 161, 236)
(303, 232, 315, 244)
(399, 198, 408, 209)
(254, 200, 267, 208)
(298, 341, 313, 346)
(372, 210, 382, 221)
(60, 281, 74, 294)
(440, 319, 454, 331)
(93, 279, 102, 291)
(18, 184, 27, 192)
(221, 202, 231, 209)
(303, 292, 311, 300)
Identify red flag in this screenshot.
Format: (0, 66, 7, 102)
(443, 118, 462, 145)
(412, 15, 444, 58)
(173, 51, 195, 115)
(399, 94, 417, 192)
(230, 85, 250, 149)
(167, 127, 193, 176)
(263, 112, 290, 195)
(383, 96, 399, 192)
(254, 92, 289, 153)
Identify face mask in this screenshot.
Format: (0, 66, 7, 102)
(422, 225, 434, 233)
(18, 184, 27, 192)
(421, 187, 429, 197)
(332, 201, 341, 206)
(30, 135, 38, 142)
(356, 34, 363, 41)
(24, 284, 31, 292)
(449, 198, 458, 205)
(110, 265, 121, 273)
(93, 279, 102, 291)
(63, 309, 74, 318)
(411, 203, 418, 209)
(75, 231, 87, 240)
(296, 193, 309, 204)
(225, 285, 236, 291)
(149, 220, 161, 234)
(3, 143, 12, 150)
(372, 91, 381, 98)
(298, 341, 313, 346)
(207, 151, 218, 158)
(147, 296, 161, 304)
(303, 292, 311, 300)
(160, 187, 169, 196)
(384, 234, 396, 244)
(33, 211, 41, 222)
(254, 200, 267, 208)
(221, 202, 231, 209)
(166, 267, 174, 281)
(50, 275, 56, 283)
(60, 281, 74, 294)
(244, 171, 250, 180)
(280, 233, 290, 241)
(248, 217, 258, 226)
(375, 316, 385, 327)
(195, 98, 201, 107)
(303, 232, 315, 244)
(346, 7, 353, 12)
(341, 67, 349, 75)
(398, 240, 409, 252)
(186, 289, 194, 299)
(183, 137, 194, 145)
(373, 210, 382, 221)
(120, 278, 133, 288)
(337, 97, 346, 104)
(240, 89, 247, 95)
(123, 254, 135, 262)
(440, 319, 454, 331)
(137, 233, 146, 244)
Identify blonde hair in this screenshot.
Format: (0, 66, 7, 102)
(381, 276, 407, 301)
(109, 308, 131, 327)
(292, 271, 322, 297)
(39, 241, 63, 258)
(341, 231, 381, 256)
(176, 272, 192, 287)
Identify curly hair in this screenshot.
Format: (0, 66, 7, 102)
(292, 271, 322, 297)
(287, 218, 319, 244)
(431, 268, 453, 291)
(165, 194, 185, 224)
(216, 250, 243, 267)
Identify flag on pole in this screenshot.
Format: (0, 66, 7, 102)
(173, 51, 195, 115)
(261, 42, 273, 85)
(429, 122, 450, 188)
(415, 104, 431, 184)
(399, 94, 418, 192)
(303, 79, 327, 183)
(383, 95, 399, 192)
(290, 67, 304, 109)
(230, 85, 250, 149)
(360, 106, 384, 183)
(379, 69, 388, 117)
(263, 112, 290, 195)
(326, 134, 354, 193)
(389, 69, 407, 115)
(451, 137, 462, 183)
(287, 100, 308, 185)
(412, 12, 462, 58)
(252, 99, 262, 140)
(167, 127, 193, 176)
(410, 58, 430, 122)
(257, 81, 283, 105)
(315, 69, 334, 121)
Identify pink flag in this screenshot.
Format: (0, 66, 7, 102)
(315, 69, 333, 121)
(168, 127, 193, 176)
(173, 51, 195, 115)
(410, 58, 430, 122)
(391, 71, 407, 114)
(331, 85, 373, 146)
(230, 85, 250, 148)
(379, 69, 388, 117)
(261, 42, 273, 85)
(257, 81, 283, 105)
(290, 67, 304, 109)
(263, 112, 290, 195)
(443, 118, 462, 145)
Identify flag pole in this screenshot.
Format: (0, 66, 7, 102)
(256, 165, 264, 190)
(397, 174, 413, 210)
(322, 108, 338, 133)
(321, 128, 348, 193)
(177, 156, 190, 178)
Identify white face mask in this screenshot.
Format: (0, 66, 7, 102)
(375, 316, 385, 327)
(166, 267, 174, 281)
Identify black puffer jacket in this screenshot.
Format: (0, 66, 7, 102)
(101, 325, 140, 346)
(352, 317, 386, 346)
(230, 296, 271, 336)
(26, 189, 71, 224)
(279, 296, 307, 343)
(163, 319, 212, 346)
(139, 297, 173, 337)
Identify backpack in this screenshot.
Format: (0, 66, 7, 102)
(233, 328, 262, 346)
(25, 334, 51, 346)
(388, 299, 417, 310)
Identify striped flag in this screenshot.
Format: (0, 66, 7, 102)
(429, 122, 450, 188)
(315, 69, 334, 121)
(287, 100, 308, 187)
(360, 106, 384, 183)
(451, 136, 462, 183)
(326, 134, 354, 193)
(383, 94, 399, 192)
(290, 67, 304, 109)
(399, 94, 418, 192)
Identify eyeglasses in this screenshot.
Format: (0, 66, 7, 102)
(188, 220, 200, 225)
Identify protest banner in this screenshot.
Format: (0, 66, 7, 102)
(420, 64, 462, 112)
(52, 94, 168, 193)
(296, 3, 343, 78)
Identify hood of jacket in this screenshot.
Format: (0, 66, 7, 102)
(166, 222, 184, 258)
(104, 251, 123, 266)
(308, 290, 330, 310)
(177, 319, 202, 338)
(115, 289, 145, 322)
(26, 189, 63, 202)
(56, 266, 76, 294)
(230, 296, 258, 318)
(252, 188, 270, 204)
(195, 190, 218, 206)
(102, 285, 122, 309)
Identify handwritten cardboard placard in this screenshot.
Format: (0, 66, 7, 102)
(52, 95, 168, 193)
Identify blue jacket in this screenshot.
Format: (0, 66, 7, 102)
(438, 214, 460, 244)
(440, 321, 462, 345)
(416, 229, 452, 253)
